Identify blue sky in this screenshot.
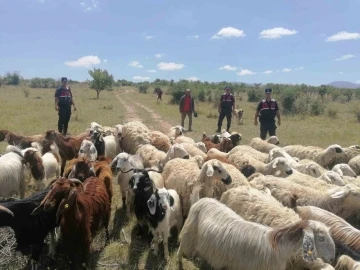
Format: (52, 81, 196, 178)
(1, 0, 359, 86)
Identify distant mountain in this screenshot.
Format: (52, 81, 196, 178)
(328, 81, 360, 89)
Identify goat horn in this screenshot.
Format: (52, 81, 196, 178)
(69, 178, 84, 186)
(119, 168, 135, 173)
(0, 205, 14, 217)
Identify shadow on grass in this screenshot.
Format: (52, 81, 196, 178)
(127, 224, 151, 268)
(110, 206, 129, 241)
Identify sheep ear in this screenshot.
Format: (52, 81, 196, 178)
(302, 230, 317, 263)
(272, 159, 279, 169)
(329, 188, 348, 199)
(169, 194, 175, 210)
(206, 164, 215, 177)
(147, 194, 157, 215)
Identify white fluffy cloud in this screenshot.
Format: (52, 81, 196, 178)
(211, 27, 245, 40)
(187, 76, 199, 81)
(282, 68, 292, 72)
(80, 0, 98, 12)
(129, 61, 143, 68)
(65, 55, 101, 68)
(259, 27, 297, 39)
(146, 69, 157, 73)
(335, 54, 355, 61)
(219, 65, 237, 71)
(326, 31, 360, 42)
(157, 62, 184, 71)
(187, 35, 199, 39)
(264, 70, 273, 74)
(133, 76, 150, 81)
(155, 53, 166, 58)
(237, 69, 255, 76)
(145, 35, 155, 40)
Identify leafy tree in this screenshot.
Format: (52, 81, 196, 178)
(4, 71, 21, 85)
(88, 68, 114, 99)
(318, 85, 328, 101)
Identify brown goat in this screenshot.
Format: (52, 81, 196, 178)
(67, 157, 113, 206)
(22, 149, 46, 190)
(202, 133, 233, 152)
(2, 130, 44, 148)
(32, 177, 110, 268)
(43, 130, 89, 176)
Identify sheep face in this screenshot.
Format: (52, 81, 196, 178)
(169, 144, 190, 159)
(68, 160, 96, 181)
(320, 171, 345, 186)
(327, 144, 343, 154)
(113, 153, 131, 171)
(44, 130, 57, 140)
(148, 188, 174, 214)
(272, 157, 293, 175)
(194, 142, 207, 153)
(306, 221, 335, 264)
(205, 160, 232, 185)
(267, 136, 280, 145)
(329, 184, 360, 211)
(129, 171, 153, 191)
(229, 133, 242, 147)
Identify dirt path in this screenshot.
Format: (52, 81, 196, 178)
(116, 90, 173, 133)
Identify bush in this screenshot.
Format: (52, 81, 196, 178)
(352, 106, 360, 122)
(198, 89, 205, 102)
(247, 89, 262, 102)
(4, 71, 21, 86)
(280, 89, 297, 115)
(294, 95, 310, 115)
(327, 108, 338, 118)
(169, 88, 184, 104)
(138, 84, 148, 93)
(310, 99, 325, 116)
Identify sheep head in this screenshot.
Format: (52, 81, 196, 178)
(44, 130, 58, 141)
(22, 149, 45, 181)
(147, 187, 175, 215)
(111, 152, 131, 172)
(267, 136, 280, 145)
(167, 144, 190, 160)
(271, 157, 293, 175)
(129, 170, 155, 192)
(326, 144, 343, 154)
(203, 160, 232, 185)
(31, 178, 84, 223)
(68, 159, 96, 181)
(240, 163, 256, 178)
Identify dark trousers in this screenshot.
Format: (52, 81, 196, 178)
(260, 120, 276, 140)
(181, 112, 192, 130)
(58, 106, 71, 134)
(217, 110, 232, 131)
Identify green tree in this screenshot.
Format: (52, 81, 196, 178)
(4, 71, 21, 85)
(318, 85, 328, 101)
(88, 68, 114, 99)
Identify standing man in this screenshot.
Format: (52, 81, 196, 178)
(179, 89, 195, 131)
(54, 77, 76, 136)
(254, 88, 281, 140)
(216, 86, 235, 133)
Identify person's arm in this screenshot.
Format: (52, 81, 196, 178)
(179, 97, 183, 113)
(218, 96, 222, 112)
(254, 102, 261, 125)
(232, 96, 236, 114)
(69, 88, 76, 111)
(192, 97, 195, 112)
(54, 89, 60, 111)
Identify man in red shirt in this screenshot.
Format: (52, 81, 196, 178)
(179, 89, 195, 131)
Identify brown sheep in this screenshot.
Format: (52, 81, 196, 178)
(2, 130, 44, 149)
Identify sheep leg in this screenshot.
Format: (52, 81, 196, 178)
(48, 229, 56, 258)
(125, 191, 133, 218)
(152, 232, 159, 256)
(163, 231, 170, 261)
(177, 244, 184, 270)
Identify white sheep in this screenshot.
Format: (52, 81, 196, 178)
(193, 142, 207, 153)
(162, 158, 232, 218)
(250, 136, 280, 153)
(228, 145, 268, 162)
(335, 255, 360, 270)
(136, 143, 189, 168)
(174, 134, 196, 144)
(167, 125, 185, 139)
(238, 157, 294, 177)
(179, 142, 207, 160)
(150, 130, 172, 152)
(250, 175, 360, 220)
(78, 139, 97, 161)
(86, 121, 117, 136)
(283, 144, 343, 168)
(147, 187, 183, 261)
(177, 197, 335, 270)
(0, 148, 26, 198)
(348, 155, 360, 176)
(332, 163, 357, 178)
(110, 152, 144, 215)
(91, 130, 121, 160)
(118, 121, 152, 154)
(220, 186, 336, 270)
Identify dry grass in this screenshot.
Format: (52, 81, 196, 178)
(0, 84, 359, 269)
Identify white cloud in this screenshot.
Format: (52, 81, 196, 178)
(295, 67, 304, 70)
(338, 72, 344, 75)
(157, 62, 185, 71)
(146, 69, 157, 73)
(145, 35, 155, 40)
(187, 76, 199, 81)
(335, 54, 355, 61)
(282, 68, 292, 72)
(133, 76, 150, 81)
(219, 65, 237, 71)
(155, 53, 166, 58)
(326, 31, 360, 42)
(264, 70, 273, 74)
(65, 55, 101, 68)
(128, 61, 143, 68)
(211, 27, 245, 40)
(259, 27, 297, 39)
(237, 69, 256, 76)
(103, 59, 108, 63)
(80, 0, 98, 12)
(187, 35, 199, 39)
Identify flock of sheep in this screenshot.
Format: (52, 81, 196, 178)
(1, 121, 360, 269)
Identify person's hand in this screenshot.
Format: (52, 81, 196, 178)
(55, 106, 59, 111)
(254, 119, 258, 126)
(278, 119, 281, 126)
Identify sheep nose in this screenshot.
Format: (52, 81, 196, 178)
(163, 205, 168, 210)
(286, 169, 293, 175)
(335, 147, 342, 153)
(79, 149, 84, 153)
(275, 142, 280, 145)
(183, 155, 190, 159)
(222, 176, 232, 185)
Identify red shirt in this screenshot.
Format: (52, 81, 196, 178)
(183, 96, 191, 112)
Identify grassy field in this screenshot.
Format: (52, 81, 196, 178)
(0, 84, 359, 270)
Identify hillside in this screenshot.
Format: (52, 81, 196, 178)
(328, 81, 360, 89)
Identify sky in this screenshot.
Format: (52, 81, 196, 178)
(0, 0, 359, 86)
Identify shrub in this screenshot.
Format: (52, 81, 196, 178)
(352, 106, 360, 122)
(138, 85, 148, 93)
(294, 95, 310, 115)
(310, 99, 325, 116)
(280, 89, 297, 115)
(198, 89, 205, 102)
(247, 89, 262, 102)
(327, 108, 338, 118)
(4, 71, 21, 86)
